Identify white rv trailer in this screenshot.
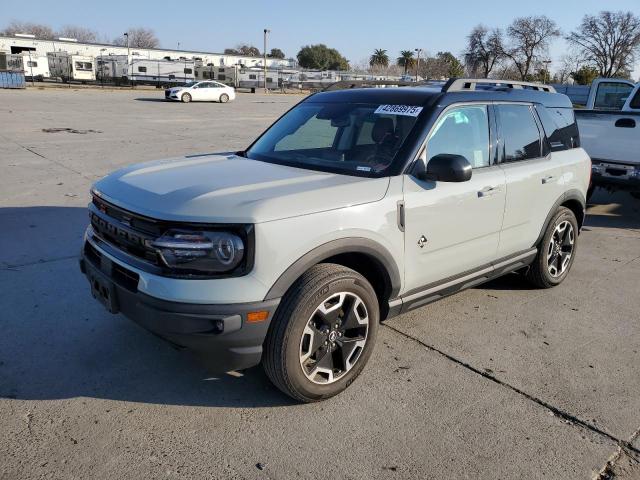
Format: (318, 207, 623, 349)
(19, 53, 50, 80)
(127, 58, 195, 86)
(47, 52, 95, 82)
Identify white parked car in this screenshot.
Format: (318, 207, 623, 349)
(82, 78, 590, 402)
(165, 81, 236, 103)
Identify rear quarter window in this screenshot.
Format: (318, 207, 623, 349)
(535, 106, 580, 150)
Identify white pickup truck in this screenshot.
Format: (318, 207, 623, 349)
(571, 78, 640, 198)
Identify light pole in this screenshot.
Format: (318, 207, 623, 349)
(542, 59, 552, 84)
(414, 48, 422, 82)
(124, 32, 130, 85)
(263, 28, 270, 93)
(27, 49, 35, 86)
(100, 48, 106, 88)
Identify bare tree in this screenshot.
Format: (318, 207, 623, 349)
(465, 25, 504, 77)
(504, 16, 560, 80)
(1, 20, 55, 39)
(57, 25, 98, 42)
(566, 11, 640, 78)
(113, 28, 159, 48)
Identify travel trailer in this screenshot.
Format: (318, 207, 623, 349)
(48, 52, 95, 82)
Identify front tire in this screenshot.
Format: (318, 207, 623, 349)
(526, 207, 579, 288)
(263, 264, 379, 402)
(181, 93, 191, 103)
(219, 93, 229, 103)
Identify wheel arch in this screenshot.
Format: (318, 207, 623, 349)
(533, 189, 586, 247)
(263, 238, 401, 319)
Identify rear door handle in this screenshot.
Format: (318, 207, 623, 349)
(615, 118, 636, 128)
(478, 186, 500, 197)
(541, 175, 556, 184)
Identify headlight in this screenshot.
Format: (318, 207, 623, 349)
(631, 167, 640, 178)
(150, 230, 245, 274)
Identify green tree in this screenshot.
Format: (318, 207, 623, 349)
(570, 66, 599, 85)
(397, 50, 415, 74)
(437, 51, 465, 77)
(297, 44, 349, 70)
(268, 48, 286, 59)
(369, 49, 390, 68)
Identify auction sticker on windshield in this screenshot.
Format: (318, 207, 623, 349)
(374, 105, 423, 116)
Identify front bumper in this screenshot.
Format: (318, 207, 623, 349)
(79, 242, 280, 372)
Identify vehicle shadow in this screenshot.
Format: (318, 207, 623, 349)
(134, 98, 170, 102)
(585, 190, 640, 230)
(0, 206, 294, 408)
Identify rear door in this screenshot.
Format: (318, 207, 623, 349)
(403, 103, 506, 291)
(495, 104, 565, 258)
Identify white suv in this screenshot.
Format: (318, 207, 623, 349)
(81, 79, 591, 402)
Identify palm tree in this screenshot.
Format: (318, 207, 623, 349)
(369, 49, 390, 68)
(397, 50, 415, 74)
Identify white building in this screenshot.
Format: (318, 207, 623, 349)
(0, 35, 295, 70)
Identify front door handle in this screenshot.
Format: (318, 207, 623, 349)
(478, 186, 500, 197)
(541, 175, 556, 184)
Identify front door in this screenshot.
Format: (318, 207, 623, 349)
(403, 104, 506, 293)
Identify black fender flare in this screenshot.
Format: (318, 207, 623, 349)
(533, 189, 586, 247)
(263, 237, 401, 301)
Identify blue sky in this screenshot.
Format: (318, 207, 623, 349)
(5, 0, 640, 76)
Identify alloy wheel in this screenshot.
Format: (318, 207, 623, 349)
(547, 220, 574, 277)
(299, 292, 369, 384)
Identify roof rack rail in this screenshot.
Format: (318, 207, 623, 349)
(442, 78, 556, 93)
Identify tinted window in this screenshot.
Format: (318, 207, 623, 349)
(630, 88, 640, 110)
(137, 66, 147, 73)
(184, 68, 192, 74)
(535, 106, 580, 150)
(594, 82, 634, 110)
(426, 105, 490, 168)
(497, 105, 542, 162)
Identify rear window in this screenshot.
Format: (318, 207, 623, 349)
(629, 89, 640, 110)
(497, 105, 542, 162)
(535, 106, 580, 150)
(594, 82, 634, 110)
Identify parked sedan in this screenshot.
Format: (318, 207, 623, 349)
(165, 81, 236, 103)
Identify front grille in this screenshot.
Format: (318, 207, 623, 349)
(90, 196, 162, 267)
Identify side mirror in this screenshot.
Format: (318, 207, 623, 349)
(415, 154, 472, 182)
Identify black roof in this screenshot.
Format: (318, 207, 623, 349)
(306, 85, 573, 109)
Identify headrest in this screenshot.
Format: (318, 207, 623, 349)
(372, 117, 395, 143)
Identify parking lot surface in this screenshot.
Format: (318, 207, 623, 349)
(1, 88, 639, 479)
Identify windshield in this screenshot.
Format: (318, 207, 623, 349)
(246, 101, 423, 176)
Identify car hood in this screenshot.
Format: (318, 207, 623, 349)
(92, 153, 390, 223)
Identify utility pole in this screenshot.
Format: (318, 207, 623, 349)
(263, 28, 270, 93)
(27, 50, 34, 86)
(414, 48, 422, 82)
(100, 48, 106, 88)
(543, 59, 552, 84)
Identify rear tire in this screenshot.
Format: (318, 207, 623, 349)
(219, 93, 229, 103)
(263, 264, 379, 402)
(181, 93, 191, 103)
(526, 207, 579, 288)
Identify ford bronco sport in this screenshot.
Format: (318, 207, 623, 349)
(80, 78, 590, 402)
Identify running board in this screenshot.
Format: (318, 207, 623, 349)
(386, 249, 537, 317)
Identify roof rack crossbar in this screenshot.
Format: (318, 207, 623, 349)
(442, 78, 556, 93)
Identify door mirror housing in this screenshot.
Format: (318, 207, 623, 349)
(415, 154, 473, 182)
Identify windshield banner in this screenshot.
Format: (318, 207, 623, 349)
(374, 105, 423, 117)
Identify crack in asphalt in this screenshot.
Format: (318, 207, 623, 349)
(594, 427, 640, 480)
(0, 255, 79, 271)
(383, 323, 640, 456)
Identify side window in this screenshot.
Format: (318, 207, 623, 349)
(594, 82, 634, 110)
(137, 66, 147, 73)
(535, 105, 580, 150)
(629, 88, 640, 110)
(426, 105, 490, 168)
(184, 68, 193, 74)
(497, 105, 542, 162)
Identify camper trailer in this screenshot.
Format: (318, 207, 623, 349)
(96, 55, 128, 84)
(127, 58, 195, 86)
(20, 53, 50, 80)
(48, 53, 95, 82)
